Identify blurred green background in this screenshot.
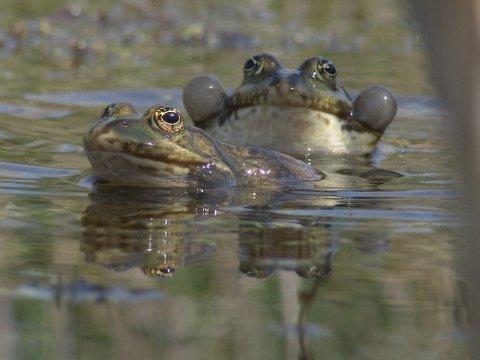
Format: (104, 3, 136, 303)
(0, 0, 430, 94)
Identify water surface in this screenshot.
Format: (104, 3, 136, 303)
(0, 1, 466, 359)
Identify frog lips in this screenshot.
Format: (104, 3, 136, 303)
(83, 118, 207, 168)
(228, 74, 352, 118)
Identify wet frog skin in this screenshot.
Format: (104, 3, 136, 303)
(83, 103, 323, 188)
(183, 53, 397, 155)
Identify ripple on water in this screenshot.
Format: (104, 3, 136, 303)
(0, 102, 72, 119)
(0, 161, 79, 179)
(4, 279, 165, 303)
(25, 88, 184, 110)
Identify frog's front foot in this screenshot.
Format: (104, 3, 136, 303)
(353, 85, 397, 134)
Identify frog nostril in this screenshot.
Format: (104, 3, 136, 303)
(287, 74, 300, 92)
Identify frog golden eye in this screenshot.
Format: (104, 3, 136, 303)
(244, 55, 263, 75)
(150, 106, 185, 133)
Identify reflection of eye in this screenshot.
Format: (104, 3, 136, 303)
(244, 55, 263, 75)
(159, 267, 175, 275)
(141, 264, 176, 278)
(149, 106, 185, 133)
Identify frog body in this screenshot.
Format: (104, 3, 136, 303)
(183, 54, 397, 155)
(83, 103, 323, 188)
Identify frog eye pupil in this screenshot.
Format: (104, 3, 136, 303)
(244, 55, 264, 75)
(324, 63, 336, 76)
(244, 58, 255, 71)
(162, 111, 180, 124)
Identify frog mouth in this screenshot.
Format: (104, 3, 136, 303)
(83, 123, 208, 169)
(227, 85, 353, 119)
(84, 149, 192, 185)
(84, 139, 207, 168)
(183, 74, 353, 125)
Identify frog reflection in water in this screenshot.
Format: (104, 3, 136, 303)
(81, 187, 221, 278)
(237, 223, 337, 279)
(183, 53, 397, 155)
(237, 216, 392, 279)
(83, 103, 323, 188)
(81, 186, 344, 279)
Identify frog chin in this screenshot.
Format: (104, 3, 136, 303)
(205, 106, 378, 155)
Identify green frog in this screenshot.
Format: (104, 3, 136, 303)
(83, 103, 323, 188)
(183, 53, 397, 155)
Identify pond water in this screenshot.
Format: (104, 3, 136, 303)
(0, 1, 467, 359)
